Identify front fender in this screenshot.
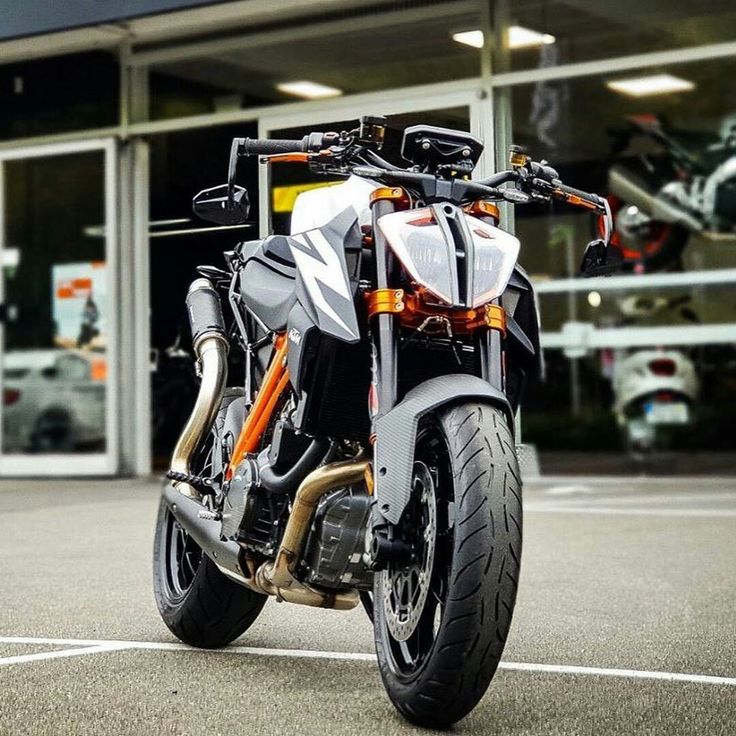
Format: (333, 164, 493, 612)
(373, 374, 513, 526)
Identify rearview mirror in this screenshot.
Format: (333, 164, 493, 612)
(192, 184, 250, 226)
(580, 238, 622, 277)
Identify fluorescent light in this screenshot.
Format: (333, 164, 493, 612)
(452, 26, 555, 50)
(507, 25, 556, 49)
(276, 80, 342, 99)
(452, 30, 484, 48)
(606, 74, 695, 98)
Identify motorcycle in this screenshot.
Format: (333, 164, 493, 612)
(608, 294, 699, 458)
(607, 113, 736, 272)
(152, 117, 612, 726)
(612, 348, 698, 457)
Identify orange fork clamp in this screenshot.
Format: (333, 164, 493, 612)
(227, 334, 289, 477)
(369, 186, 410, 208)
(365, 288, 405, 317)
(367, 288, 507, 336)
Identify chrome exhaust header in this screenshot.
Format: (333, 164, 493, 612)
(170, 278, 229, 500)
(255, 456, 370, 610)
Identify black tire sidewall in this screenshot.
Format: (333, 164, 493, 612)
(374, 403, 523, 727)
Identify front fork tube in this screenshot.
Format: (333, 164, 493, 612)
(369, 198, 399, 433)
(479, 297, 505, 393)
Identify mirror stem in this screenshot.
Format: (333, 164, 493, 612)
(227, 138, 244, 207)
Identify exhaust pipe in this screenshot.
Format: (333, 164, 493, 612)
(609, 166, 703, 232)
(256, 456, 370, 609)
(170, 278, 229, 500)
(163, 455, 370, 609)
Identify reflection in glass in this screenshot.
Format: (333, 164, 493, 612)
(2, 153, 107, 454)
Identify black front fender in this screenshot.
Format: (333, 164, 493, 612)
(373, 374, 513, 526)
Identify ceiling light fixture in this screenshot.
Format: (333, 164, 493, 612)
(451, 29, 485, 48)
(507, 25, 556, 49)
(452, 25, 555, 50)
(606, 74, 695, 97)
(276, 81, 342, 99)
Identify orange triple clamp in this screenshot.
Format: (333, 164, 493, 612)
(366, 288, 405, 318)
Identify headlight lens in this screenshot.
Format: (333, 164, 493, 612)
(468, 220, 520, 307)
(378, 207, 520, 307)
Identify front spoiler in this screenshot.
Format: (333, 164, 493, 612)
(373, 374, 513, 526)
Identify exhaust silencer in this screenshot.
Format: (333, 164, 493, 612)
(170, 278, 229, 500)
(608, 166, 702, 232)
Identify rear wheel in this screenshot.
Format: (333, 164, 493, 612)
(374, 402, 522, 727)
(153, 390, 267, 648)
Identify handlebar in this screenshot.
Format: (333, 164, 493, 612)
(236, 131, 610, 234)
(241, 132, 340, 157)
(242, 138, 308, 155)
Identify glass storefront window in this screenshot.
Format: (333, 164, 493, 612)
(147, 1, 483, 121)
(1, 151, 110, 456)
(0, 52, 119, 140)
(509, 57, 736, 281)
(492, 0, 736, 73)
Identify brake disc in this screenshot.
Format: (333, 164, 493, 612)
(380, 461, 437, 642)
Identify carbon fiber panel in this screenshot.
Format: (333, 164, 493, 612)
(373, 374, 512, 525)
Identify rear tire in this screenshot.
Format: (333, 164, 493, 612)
(374, 402, 522, 727)
(153, 388, 267, 648)
(152, 498, 266, 648)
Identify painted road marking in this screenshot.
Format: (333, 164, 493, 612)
(525, 506, 736, 518)
(543, 485, 595, 496)
(0, 643, 129, 667)
(539, 491, 736, 505)
(1, 636, 734, 686)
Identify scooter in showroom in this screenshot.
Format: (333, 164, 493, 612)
(152, 117, 613, 726)
(607, 112, 736, 273)
(612, 348, 699, 457)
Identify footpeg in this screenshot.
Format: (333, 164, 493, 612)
(197, 509, 221, 521)
(166, 469, 217, 495)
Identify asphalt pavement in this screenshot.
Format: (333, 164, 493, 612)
(1, 475, 734, 735)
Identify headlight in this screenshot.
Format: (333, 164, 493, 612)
(377, 205, 520, 308)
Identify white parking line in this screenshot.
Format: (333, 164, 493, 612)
(0, 643, 130, 667)
(540, 491, 736, 506)
(1, 636, 734, 686)
(525, 506, 736, 518)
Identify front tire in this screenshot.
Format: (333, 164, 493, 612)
(374, 403, 522, 727)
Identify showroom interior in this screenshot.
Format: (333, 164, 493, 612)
(1, 0, 735, 476)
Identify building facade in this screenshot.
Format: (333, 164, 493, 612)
(1, 0, 735, 476)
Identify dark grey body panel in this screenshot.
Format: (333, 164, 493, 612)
(239, 254, 296, 331)
(503, 265, 544, 383)
(290, 207, 362, 344)
(373, 374, 513, 526)
(238, 208, 362, 343)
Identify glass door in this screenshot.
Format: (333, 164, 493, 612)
(0, 140, 118, 475)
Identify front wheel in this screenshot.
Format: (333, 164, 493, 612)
(374, 403, 522, 727)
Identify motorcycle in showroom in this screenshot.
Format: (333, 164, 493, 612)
(607, 294, 699, 458)
(152, 117, 612, 726)
(607, 113, 736, 272)
(612, 348, 699, 457)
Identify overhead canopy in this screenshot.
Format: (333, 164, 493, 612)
(0, 0, 226, 42)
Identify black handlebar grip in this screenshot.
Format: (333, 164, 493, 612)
(556, 182, 604, 207)
(242, 137, 308, 156)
